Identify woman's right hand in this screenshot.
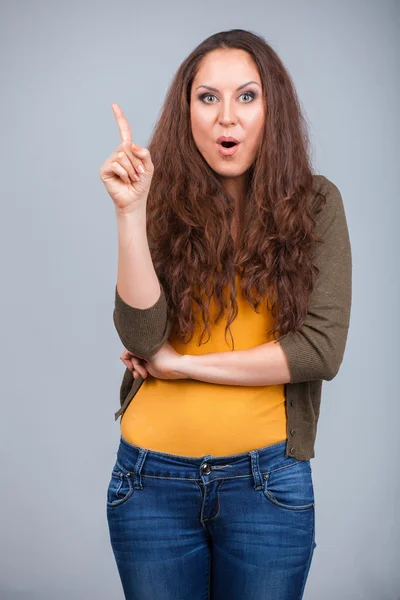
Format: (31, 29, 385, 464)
(99, 103, 154, 214)
(120, 348, 148, 380)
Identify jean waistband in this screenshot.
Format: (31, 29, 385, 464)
(115, 435, 297, 490)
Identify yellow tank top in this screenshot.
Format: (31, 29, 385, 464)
(120, 272, 287, 457)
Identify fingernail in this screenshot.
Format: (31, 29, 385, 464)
(137, 164, 145, 173)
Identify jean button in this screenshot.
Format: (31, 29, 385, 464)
(201, 463, 212, 475)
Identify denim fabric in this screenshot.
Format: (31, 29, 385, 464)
(106, 435, 317, 599)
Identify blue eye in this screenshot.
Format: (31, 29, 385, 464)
(199, 91, 257, 104)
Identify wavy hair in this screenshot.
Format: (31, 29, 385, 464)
(146, 28, 327, 351)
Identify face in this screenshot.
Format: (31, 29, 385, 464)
(190, 48, 265, 184)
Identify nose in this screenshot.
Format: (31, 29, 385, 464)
(218, 101, 238, 126)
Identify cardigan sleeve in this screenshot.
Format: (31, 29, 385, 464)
(113, 281, 173, 358)
(112, 231, 173, 358)
(277, 176, 352, 383)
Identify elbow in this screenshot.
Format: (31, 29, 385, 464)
(322, 329, 350, 381)
(289, 355, 341, 383)
(278, 332, 348, 384)
(323, 363, 339, 381)
(116, 337, 163, 360)
(113, 311, 173, 359)
(113, 282, 172, 357)
(323, 350, 347, 381)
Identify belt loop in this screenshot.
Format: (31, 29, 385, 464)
(131, 448, 148, 489)
(249, 450, 263, 490)
(202, 454, 213, 464)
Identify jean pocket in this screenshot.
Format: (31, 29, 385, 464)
(262, 460, 314, 511)
(106, 460, 134, 509)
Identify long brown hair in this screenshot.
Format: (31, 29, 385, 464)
(146, 28, 327, 351)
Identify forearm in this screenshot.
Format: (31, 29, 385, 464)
(175, 341, 292, 386)
(115, 206, 161, 308)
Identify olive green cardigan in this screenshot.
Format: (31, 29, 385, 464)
(112, 175, 352, 461)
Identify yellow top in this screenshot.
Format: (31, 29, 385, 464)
(120, 272, 287, 457)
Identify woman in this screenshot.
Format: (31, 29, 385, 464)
(99, 28, 352, 600)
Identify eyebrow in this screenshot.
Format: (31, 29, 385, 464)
(195, 81, 261, 92)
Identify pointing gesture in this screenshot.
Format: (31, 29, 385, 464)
(99, 103, 154, 214)
(112, 103, 133, 143)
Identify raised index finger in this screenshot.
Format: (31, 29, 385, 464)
(111, 103, 132, 143)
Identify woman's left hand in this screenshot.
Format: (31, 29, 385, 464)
(120, 340, 185, 381)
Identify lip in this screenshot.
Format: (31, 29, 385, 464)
(217, 141, 240, 156)
(216, 135, 240, 144)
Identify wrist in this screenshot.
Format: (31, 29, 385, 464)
(115, 205, 147, 222)
(171, 354, 193, 379)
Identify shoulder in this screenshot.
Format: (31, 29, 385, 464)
(311, 174, 343, 213)
(310, 174, 346, 234)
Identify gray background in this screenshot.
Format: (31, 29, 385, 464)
(1, 1, 399, 598)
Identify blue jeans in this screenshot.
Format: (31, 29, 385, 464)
(106, 435, 317, 600)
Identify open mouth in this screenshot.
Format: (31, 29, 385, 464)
(217, 141, 240, 156)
